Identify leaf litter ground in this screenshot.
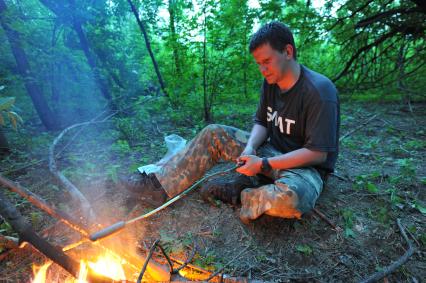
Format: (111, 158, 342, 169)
(0, 101, 425, 282)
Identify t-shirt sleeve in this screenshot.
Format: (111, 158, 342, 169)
(253, 81, 267, 127)
(304, 100, 338, 152)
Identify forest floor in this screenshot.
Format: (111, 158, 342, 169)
(0, 100, 425, 282)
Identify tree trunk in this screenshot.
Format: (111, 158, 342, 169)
(127, 0, 168, 96)
(0, 126, 10, 154)
(202, 7, 212, 123)
(168, 0, 181, 76)
(0, 0, 60, 130)
(38, 0, 112, 101)
(69, 1, 111, 100)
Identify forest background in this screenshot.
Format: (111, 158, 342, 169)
(0, 0, 425, 281)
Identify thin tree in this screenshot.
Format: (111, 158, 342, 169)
(127, 0, 168, 96)
(168, 0, 181, 77)
(39, 0, 112, 101)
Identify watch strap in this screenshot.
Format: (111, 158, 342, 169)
(261, 157, 272, 173)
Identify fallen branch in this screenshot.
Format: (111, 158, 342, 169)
(340, 113, 380, 142)
(49, 121, 103, 222)
(359, 218, 416, 283)
(312, 207, 340, 230)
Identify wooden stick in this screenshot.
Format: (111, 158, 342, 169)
(359, 218, 416, 283)
(312, 207, 339, 230)
(339, 113, 380, 142)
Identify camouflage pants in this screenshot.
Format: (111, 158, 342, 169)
(155, 124, 323, 221)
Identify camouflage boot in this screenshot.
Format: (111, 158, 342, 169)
(118, 172, 167, 207)
(200, 173, 273, 206)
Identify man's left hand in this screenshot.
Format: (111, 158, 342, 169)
(236, 155, 262, 176)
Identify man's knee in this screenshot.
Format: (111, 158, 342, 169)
(201, 124, 223, 136)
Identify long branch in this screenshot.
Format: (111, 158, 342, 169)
(49, 121, 100, 222)
(360, 219, 416, 283)
(333, 28, 399, 82)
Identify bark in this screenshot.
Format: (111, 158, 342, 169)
(0, 126, 10, 154)
(202, 9, 211, 123)
(127, 0, 168, 96)
(0, 0, 60, 130)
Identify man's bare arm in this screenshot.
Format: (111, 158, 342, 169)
(237, 147, 327, 176)
(241, 124, 268, 155)
(268, 148, 327, 170)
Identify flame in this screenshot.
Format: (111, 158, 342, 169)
(33, 252, 126, 282)
(32, 261, 52, 283)
(87, 253, 126, 281)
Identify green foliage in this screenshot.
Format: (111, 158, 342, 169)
(111, 139, 132, 157)
(159, 230, 193, 255)
(0, 221, 13, 234)
(354, 172, 381, 193)
(341, 208, 356, 238)
(0, 96, 23, 130)
(295, 244, 313, 256)
(411, 202, 426, 215)
(394, 158, 416, 179)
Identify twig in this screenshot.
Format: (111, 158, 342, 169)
(137, 239, 160, 283)
(329, 172, 351, 182)
(206, 245, 251, 281)
(312, 207, 339, 230)
(340, 113, 380, 142)
(359, 218, 416, 283)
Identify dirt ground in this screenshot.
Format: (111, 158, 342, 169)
(0, 101, 425, 282)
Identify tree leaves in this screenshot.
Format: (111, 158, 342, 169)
(0, 97, 22, 130)
(0, 97, 15, 112)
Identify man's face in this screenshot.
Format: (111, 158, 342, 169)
(252, 43, 291, 85)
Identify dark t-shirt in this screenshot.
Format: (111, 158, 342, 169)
(254, 65, 340, 173)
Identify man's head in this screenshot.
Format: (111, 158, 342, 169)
(249, 22, 298, 86)
(249, 21, 297, 60)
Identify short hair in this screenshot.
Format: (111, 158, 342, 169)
(249, 22, 297, 60)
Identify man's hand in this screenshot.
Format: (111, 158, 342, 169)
(236, 155, 262, 176)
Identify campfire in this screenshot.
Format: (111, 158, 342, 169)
(32, 251, 127, 282)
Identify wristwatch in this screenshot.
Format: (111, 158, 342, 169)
(261, 157, 272, 173)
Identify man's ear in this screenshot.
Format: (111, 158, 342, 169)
(284, 44, 294, 60)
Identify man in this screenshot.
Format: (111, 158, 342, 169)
(123, 22, 339, 224)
